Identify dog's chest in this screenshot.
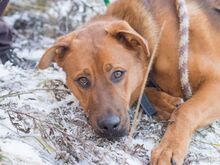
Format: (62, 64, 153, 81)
(152, 54, 183, 97)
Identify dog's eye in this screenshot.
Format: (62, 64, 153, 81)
(111, 70, 126, 83)
(76, 77, 91, 89)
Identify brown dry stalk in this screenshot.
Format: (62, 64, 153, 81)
(129, 22, 166, 138)
(9, 2, 47, 11)
(0, 88, 70, 101)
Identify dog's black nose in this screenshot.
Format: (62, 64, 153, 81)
(98, 115, 121, 132)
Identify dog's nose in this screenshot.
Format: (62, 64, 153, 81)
(98, 115, 121, 132)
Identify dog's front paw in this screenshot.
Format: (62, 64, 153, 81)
(151, 144, 184, 165)
(150, 130, 189, 165)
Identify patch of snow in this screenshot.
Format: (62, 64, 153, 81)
(0, 65, 10, 78)
(0, 140, 47, 165)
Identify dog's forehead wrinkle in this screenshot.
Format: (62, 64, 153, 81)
(105, 63, 113, 72)
(83, 68, 90, 75)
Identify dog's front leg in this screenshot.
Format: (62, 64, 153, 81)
(145, 87, 183, 120)
(151, 82, 220, 165)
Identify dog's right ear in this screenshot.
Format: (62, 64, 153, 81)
(38, 33, 75, 69)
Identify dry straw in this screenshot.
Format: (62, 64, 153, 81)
(129, 22, 166, 138)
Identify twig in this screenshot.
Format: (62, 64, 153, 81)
(10, 2, 47, 11)
(129, 22, 166, 138)
(79, 0, 103, 12)
(36, 122, 59, 152)
(0, 88, 70, 100)
(196, 140, 220, 147)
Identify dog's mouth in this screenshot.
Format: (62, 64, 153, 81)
(94, 127, 128, 140)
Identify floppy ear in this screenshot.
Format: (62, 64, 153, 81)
(105, 20, 150, 58)
(38, 33, 75, 69)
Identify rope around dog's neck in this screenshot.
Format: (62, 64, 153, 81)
(176, 0, 192, 100)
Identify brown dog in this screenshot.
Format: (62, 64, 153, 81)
(38, 0, 220, 164)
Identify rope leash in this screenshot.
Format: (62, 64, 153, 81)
(176, 0, 192, 100)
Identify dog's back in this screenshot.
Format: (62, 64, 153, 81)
(188, 0, 220, 34)
(187, 0, 220, 59)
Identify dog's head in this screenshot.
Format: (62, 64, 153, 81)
(38, 20, 149, 139)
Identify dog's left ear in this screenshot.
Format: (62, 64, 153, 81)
(105, 20, 150, 58)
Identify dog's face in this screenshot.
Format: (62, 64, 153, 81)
(38, 20, 149, 139)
